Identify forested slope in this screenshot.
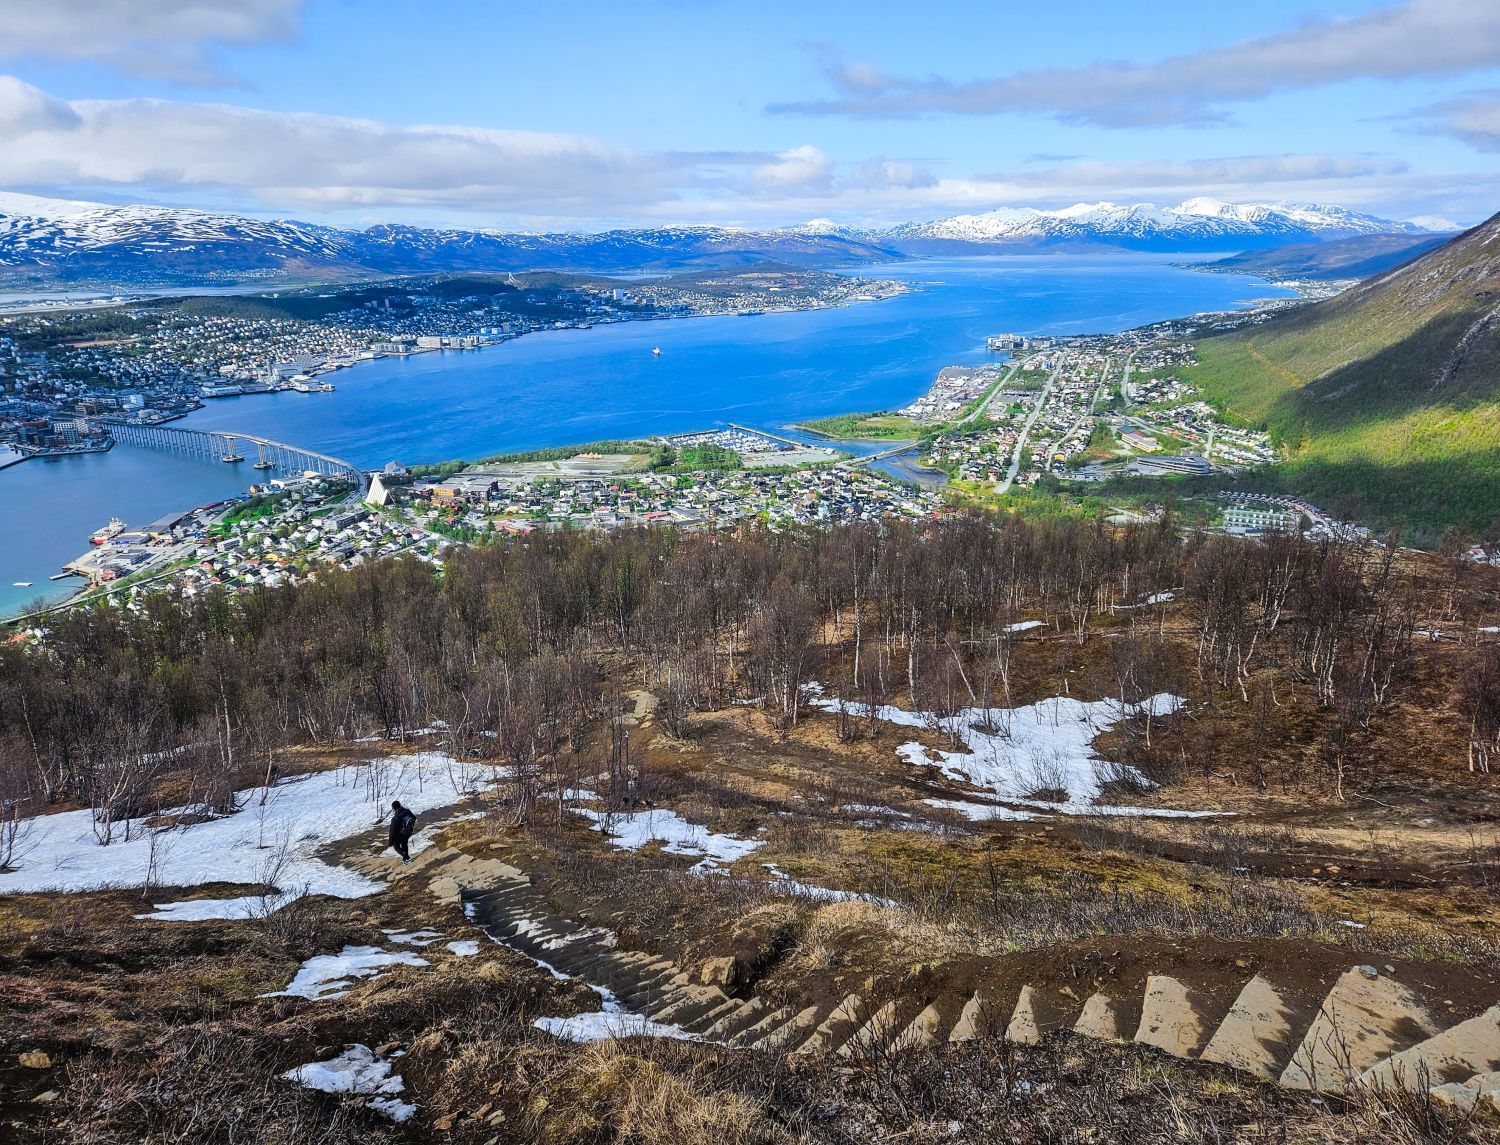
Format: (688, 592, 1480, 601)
(1188, 210, 1500, 536)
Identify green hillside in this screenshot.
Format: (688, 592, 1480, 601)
(1188, 211, 1500, 538)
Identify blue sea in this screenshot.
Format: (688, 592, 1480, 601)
(0, 255, 1293, 616)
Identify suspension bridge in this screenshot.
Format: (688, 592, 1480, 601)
(105, 422, 368, 493)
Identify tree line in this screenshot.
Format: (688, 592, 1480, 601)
(1, 511, 1495, 851)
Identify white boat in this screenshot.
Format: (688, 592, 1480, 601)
(12, 581, 32, 587)
(651, 346, 662, 357)
(90, 517, 125, 544)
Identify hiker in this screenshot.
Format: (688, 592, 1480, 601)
(388, 799, 417, 862)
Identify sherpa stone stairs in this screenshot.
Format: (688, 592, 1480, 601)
(343, 844, 1500, 1114)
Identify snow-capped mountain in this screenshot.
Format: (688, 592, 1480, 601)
(878, 198, 1433, 253)
(0, 194, 899, 286)
(0, 191, 1438, 288)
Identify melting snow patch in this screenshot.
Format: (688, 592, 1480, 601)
(135, 891, 298, 921)
(810, 690, 1215, 817)
(924, 799, 1042, 822)
(1005, 620, 1047, 633)
(761, 862, 896, 907)
(533, 983, 699, 1044)
(569, 807, 763, 869)
(0, 752, 488, 905)
(1337, 919, 1367, 929)
(282, 1044, 415, 1122)
(446, 939, 480, 957)
(264, 945, 429, 1001)
(383, 927, 444, 947)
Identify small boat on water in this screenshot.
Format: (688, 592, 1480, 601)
(651, 346, 662, 357)
(91, 517, 125, 544)
(253, 460, 275, 470)
(12, 581, 31, 587)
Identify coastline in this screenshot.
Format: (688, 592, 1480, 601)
(3, 257, 1298, 619)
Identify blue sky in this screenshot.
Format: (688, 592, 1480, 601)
(1, 0, 1499, 230)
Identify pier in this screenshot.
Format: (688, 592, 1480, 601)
(106, 422, 367, 493)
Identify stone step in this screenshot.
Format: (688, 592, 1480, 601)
(838, 1001, 899, 1059)
(1074, 991, 1129, 1041)
(1279, 968, 1439, 1092)
(731, 1005, 796, 1048)
(761, 1005, 827, 1054)
(1134, 974, 1215, 1059)
(1199, 975, 1298, 1079)
(648, 986, 732, 1029)
(891, 1003, 946, 1053)
(1429, 1071, 1500, 1114)
(701, 998, 770, 1042)
(1358, 1004, 1500, 1092)
(681, 997, 748, 1036)
(790, 995, 867, 1057)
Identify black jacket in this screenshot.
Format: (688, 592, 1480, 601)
(389, 805, 417, 845)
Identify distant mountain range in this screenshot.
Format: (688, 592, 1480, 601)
(1198, 231, 1455, 281)
(0, 192, 1442, 288)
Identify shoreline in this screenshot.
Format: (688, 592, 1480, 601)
(3, 259, 1298, 620)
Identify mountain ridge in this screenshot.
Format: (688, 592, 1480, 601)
(0, 192, 1438, 287)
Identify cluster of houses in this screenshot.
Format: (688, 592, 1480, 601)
(405, 461, 939, 533)
(172, 504, 445, 597)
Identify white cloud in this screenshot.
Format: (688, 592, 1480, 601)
(774, 0, 1500, 127)
(1413, 91, 1500, 151)
(751, 145, 835, 193)
(0, 78, 697, 218)
(0, 0, 302, 83)
(0, 76, 1483, 230)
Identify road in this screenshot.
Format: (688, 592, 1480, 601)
(956, 361, 1020, 428)
(995, 367, 1059, 495)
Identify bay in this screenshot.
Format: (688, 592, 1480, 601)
(0, 255, 1293, 616)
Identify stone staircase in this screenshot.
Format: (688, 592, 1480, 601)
(340, 842, 1500, 1115)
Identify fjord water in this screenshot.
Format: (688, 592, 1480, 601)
(0, 255, 1293, 616)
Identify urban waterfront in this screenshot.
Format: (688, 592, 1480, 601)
(0, 256, 1293, 616)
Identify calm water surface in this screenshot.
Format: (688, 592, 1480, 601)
(0, 255, 1292, 615)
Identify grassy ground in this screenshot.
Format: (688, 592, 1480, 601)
(797, 412, 923, 440)
(1188, 319, 1500, 538)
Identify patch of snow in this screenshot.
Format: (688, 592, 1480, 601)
(281, 1044, 415, 1122)
(569, 807, 763, 868)
(1005, 620, 1047, 633)
(446, 939, 480, 957)
(840, 803, 911, 818)
(760, 862, 897, 907)
(264, 944, 429, 1001)
(1337, 919, 1367, 929)
(924, 799, 1043, 822)
(533, 982, 699, 1044)
(383, 927, 444, 947)
(135, 891, 298, 921)
(0, 753, 486, 904)
(811, 690, 1201, 813)
(1143, 592, 1175, 605)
